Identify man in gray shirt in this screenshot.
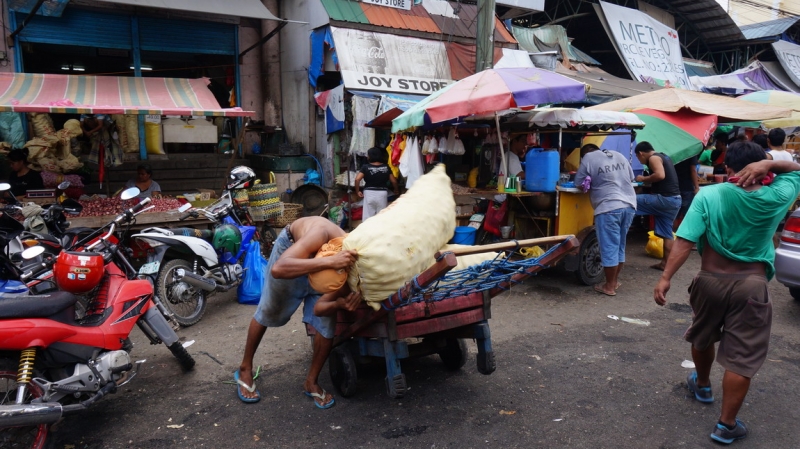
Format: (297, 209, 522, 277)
(574, 144, 637, 296)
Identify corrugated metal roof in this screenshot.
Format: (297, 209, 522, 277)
(665, 0, 746, 48)
(320, 0, 516, 43)
(740, 17, 800, 40)
(320, 0, 370, 24)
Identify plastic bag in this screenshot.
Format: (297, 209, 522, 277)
(237, 241, 266, 305)
(645, 231, 664, 259)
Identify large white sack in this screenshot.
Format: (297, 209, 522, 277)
(343, 164, 456, 310)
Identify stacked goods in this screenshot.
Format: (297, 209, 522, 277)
(74, 197, 183, 217)
(342, 165, 457, 310)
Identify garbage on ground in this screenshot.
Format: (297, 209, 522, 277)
(608, 315, 650, 326)
(681, 360, 696, 369)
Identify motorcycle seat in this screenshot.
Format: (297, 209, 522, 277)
(0, 291, 78, 318)
(170, 228, 214, 241)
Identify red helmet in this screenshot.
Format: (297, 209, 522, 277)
(53, 251, 104, 294)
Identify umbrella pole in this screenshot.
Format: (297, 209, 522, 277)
(495, 112, 507, 179)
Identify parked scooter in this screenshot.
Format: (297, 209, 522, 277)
(0, 188, 195, 448)
(132, 166, 258, 327)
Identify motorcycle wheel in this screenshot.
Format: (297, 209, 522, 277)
(168, 341, 196, 371)
(156, 259, 207, 327)
(0, 357, 52, 449)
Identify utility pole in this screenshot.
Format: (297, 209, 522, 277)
(475, 0, 496, 73)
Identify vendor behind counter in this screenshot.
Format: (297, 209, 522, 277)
(6, 148, 43, 196)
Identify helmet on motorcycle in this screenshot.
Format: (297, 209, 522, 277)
(227, 166, 256, 191)
(53, 251, 104, 294)
(212, 224, 242, 256)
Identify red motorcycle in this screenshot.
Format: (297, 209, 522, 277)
(0, 192, 195, 449)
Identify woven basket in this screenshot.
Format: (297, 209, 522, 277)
(269, 203, 303, 227)
(248, 174, 280, 221)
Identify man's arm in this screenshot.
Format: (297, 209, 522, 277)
(354, 172, 364, 198)
(574, 159, 589, 191)
(653, 237, 694, 306)
(690, 163, 700, 194)
(271, 230, 357, 279)
(314, 289, 362, 317)
(389, 173, 399, 196)
(735, 159, 800, 186)
(636, 155, 665, 183)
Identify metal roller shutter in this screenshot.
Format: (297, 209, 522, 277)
(138, 17, 235, 55)
(14, 9, 132, 49)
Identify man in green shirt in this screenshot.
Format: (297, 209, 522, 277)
(653, 141, 800, 445)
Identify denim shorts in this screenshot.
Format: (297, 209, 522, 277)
(594, 207, 635, 267)
(253, 228, 335, 339)
(635, 194, 681, 240)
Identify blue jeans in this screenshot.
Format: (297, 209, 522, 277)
(253, 229, 335, 338)
(679, 190, 695, 217)
(595, 207, 635, 267)
(635, 194, 681, 240)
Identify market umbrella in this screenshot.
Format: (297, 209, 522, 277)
(589, 88, 792, 123)
(631, 108, 718, 164)
(391, 67, 587, 133)
(738, 90, 800, 131)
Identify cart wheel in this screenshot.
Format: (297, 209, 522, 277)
(477, 350, 496, 375)
(329, 346, 358, 398)
(575, 230, 604, 286)
(438, 339, 468, 371)
(385, 374, 407, 399)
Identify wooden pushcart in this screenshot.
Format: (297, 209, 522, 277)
(307, 235, 579, 398)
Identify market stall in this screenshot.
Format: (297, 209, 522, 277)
(0, 72, 255, 229)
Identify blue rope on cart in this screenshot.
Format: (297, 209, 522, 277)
(384, 242, 563, 310)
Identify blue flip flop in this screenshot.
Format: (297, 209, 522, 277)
(303, 389, 335, 409)
(234, 370, 260, 403)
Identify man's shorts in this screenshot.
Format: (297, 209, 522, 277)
(635, 193, 681, 240)
(684, 271, 772, 378)
(594, 206, 635, 267)
(253, 228, 335, 339)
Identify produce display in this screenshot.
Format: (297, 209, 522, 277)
(343, 165, 457, 310)
(74, 196, 184, 217)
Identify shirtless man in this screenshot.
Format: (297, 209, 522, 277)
(654, 141, 800, 444)
(235, 216, 361, 409)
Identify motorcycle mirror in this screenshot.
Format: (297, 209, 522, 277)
(21, 245, 45, 260)
(57, 181, 70, 190)
(178, 203, 192, 213)
(0, 183, 10, 192)
(120, 187, 140, 201)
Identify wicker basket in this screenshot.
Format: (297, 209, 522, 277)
(269, 203, 303, 227)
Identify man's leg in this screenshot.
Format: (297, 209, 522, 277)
(238, 318, 268, 400)
(602, 265, 619, 293)
(615, 263, 623, 290)
(692, 344, 715, 387)
(303, 334, 335, 407)
(659, 237, 674, 270)
(719, 371, 751, 426)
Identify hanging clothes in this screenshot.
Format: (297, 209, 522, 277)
(404, 136, 425, 189)
(350, 96, 379, 155)
(386, 134, 401, 178)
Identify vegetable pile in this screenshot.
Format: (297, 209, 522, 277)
(75, 197, 184, 217)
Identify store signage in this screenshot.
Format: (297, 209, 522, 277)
(599, 1, 692, 90)
(773, 40, 800, 87)
(362, 0, 412, 11)
(331, 27, 453, 95)
(341, 70, 450, 95)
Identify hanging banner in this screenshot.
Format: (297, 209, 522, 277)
(362, 0, 412, 10)
(773, 40, 800, 88)
(598, 1, 692, 90)
(331, 27, 453, 95)
(314, 85, 345, 134)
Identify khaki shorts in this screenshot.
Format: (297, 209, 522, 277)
(684, 271, 772, 378)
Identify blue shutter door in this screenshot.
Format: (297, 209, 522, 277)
(138, 17, 235, 55)
(15, 9, 132, 49)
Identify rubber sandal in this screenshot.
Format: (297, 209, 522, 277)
(303, 389, 335, 409)
(234, 370, 260, 404)
(593, 284, 616, 296)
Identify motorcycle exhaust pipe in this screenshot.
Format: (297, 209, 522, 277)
(175, 269, 217, 292)
(0, 402, 63, 427)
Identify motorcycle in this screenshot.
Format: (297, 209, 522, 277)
(132, 189, 256, 327)
(0, 188, 195, 449)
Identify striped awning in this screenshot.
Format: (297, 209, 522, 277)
(0, 73, 254, 117)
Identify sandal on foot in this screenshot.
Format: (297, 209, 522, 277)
(234, 370, 261, 404)
(686, 371, 713, 403)
(303, 389, 335, 409)
(593, 284, 616, 296)
(650, 264, 665, 271)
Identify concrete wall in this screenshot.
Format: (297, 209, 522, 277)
(262, 0, 282, 126)
(239, 21, 265, 151)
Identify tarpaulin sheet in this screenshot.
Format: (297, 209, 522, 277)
(0, 73, 254, 116)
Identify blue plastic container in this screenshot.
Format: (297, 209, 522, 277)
(524, 148, 559, 192)
(452, 226, 477, 245)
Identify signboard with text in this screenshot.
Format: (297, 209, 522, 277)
(362, 0, 412, 11)
(331, 27, 453, 95)
(773, 40, 800, 88)
(599, 1, 692, 89)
